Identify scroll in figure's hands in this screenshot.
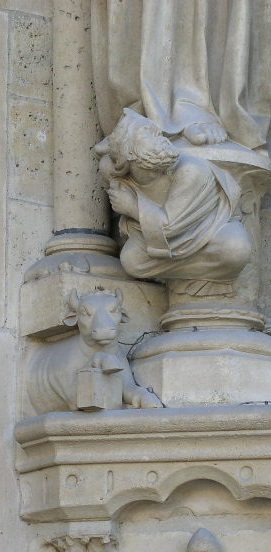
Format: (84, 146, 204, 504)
(108, 180, 139, 220)
(183, 122, 227, 146)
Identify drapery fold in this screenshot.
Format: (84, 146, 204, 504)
(91, 0, 271, 148)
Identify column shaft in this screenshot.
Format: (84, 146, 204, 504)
(52, 0, 110, 237)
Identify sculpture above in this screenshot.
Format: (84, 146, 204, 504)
(91, 0, 271, 149)
(96, 109, 251, 288)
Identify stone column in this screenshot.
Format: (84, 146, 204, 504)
(46, 0, 116, 257)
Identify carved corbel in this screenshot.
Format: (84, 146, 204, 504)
(37, 535, 117, 552)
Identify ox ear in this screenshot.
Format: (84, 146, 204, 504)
(63, 313, 78, 327)
(115, 288, 129, 323)
(63, 289, 79, 327)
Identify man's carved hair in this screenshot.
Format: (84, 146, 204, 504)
(96, 108, 179, 173)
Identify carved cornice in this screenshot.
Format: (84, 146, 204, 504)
(45, 536, 115, 551)
(16, 406, 271, 522)
(36, 535, 117, 552)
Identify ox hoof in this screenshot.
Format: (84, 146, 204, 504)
(123, 385, 163, 409)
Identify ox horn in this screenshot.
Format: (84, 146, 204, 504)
(94, 137, 110, 158)
(68, 288, 80, 312)
(115, 288, 124, 306)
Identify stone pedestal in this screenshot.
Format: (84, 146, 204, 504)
(132, 327, 271, 407)
(131, 291, 271, 407)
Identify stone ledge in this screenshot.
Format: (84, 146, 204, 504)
(15, 405, 271, 522)
(15, 404, 271, 444)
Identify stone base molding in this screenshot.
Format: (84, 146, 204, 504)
(16, 405, 271, 522)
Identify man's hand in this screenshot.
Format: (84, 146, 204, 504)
(108, 180, 139, 220)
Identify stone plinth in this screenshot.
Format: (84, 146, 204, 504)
(132, 327, 271, 407)
(15, 405, 271, 522)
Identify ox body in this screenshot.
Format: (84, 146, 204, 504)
(27, 289, 162, 415)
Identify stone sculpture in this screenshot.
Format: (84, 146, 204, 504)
(38, 536, 115, 552)
(94, 57, 271, 407)
(187, 528, 222, 552)
(12, 1, 271, 551)
(92, 1, 270, 150)
(26, 288, 161, 414)
(96, 108, 251, 289)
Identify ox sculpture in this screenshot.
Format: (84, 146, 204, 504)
(27, 288, 162, 415)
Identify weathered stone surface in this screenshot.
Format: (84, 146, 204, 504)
(187, 528, 221, 552)
(7, 200, 53, 330)
(15, 405, 271, 522)
(9, 12, 52, 101)
(0, 0, 52, 17)
(0, 331, 35, 552)
(9, 98, 53, 205)
(53, 0, 108, 235)
(260, 206, 271, 327)
(0, 12, 8, 327)
(20, 272, 166, 339)
(118, 478, 271, 551)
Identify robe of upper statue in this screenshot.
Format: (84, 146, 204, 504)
(91, 0, 271, 151)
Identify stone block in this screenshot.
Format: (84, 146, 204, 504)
(77, 370, 123, 411)
(9, 98, 53, 205)
(133, 348, 271, 407)
(7, 200, 53, 330)
(20, 272, 167, 340)
(224, 531, 271, 551)
(0, 0, 52, 17)
(9, 12, 52, 101)
(0, 12, 8, 327)
(0, 331, 34, 551)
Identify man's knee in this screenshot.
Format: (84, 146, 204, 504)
(120, 241, 146, 278)
(214, 221, 251, 275)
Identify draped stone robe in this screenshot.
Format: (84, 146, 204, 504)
(118, 155, 250, 282)
(92, 0, 270, 286)
(91, 0, 271, 148)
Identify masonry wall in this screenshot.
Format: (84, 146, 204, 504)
(0, 2, 53, 549)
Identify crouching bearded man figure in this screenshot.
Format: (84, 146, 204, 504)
(95, 109, 251, 293)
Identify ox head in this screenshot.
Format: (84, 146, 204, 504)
(63, 288, 129, 346)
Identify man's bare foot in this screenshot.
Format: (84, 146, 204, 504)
(183, 122, 227, 145)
